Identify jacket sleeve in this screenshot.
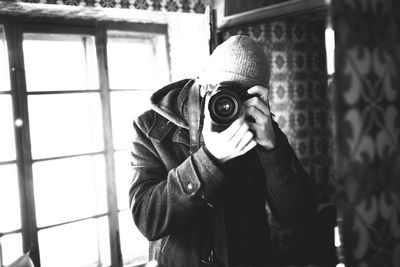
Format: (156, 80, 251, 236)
(129, 119, 227, 241)
(255, 122, 318, 252)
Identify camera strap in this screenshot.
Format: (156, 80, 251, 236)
(188, 81, 204, 155)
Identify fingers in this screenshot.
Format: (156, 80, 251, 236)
(230, 121, 251, 147)
(225, 117, 256, 155)
(247, 85, 269, 103)
(243, 97, 270, 116)
(202, 96, 213, 133)
(236, 130, 254, 150)
(238, 139, 257, 156)
(228, 124, 256, 156)
(248, 122, 267, 137)
(202, 111, 213, 133)
(245, 106, 270, 127)
(248, 118, 276, 149)
(202, 114, 256, 162)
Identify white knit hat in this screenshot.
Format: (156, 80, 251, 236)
(198, 35, 270, 88)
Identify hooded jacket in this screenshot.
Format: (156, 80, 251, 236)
(129, 79, 317, 267)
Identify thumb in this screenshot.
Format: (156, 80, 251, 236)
(202, 99, 212, 133)
(202, 112, 212, 134)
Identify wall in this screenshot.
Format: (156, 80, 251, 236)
(332, 0, 400, 266)
(219, 10, 335, 206)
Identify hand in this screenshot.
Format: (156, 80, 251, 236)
(243, 85, 276, 150)
(202, 107, 257, 164)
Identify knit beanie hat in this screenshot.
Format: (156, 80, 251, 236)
(198, 35, 270, 88)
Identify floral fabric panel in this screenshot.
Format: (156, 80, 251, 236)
(333, 0, 400, 266)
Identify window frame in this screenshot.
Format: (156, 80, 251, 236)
(0, 17, 169, 267)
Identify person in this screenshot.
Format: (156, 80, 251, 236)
(129, 35, 318, 267)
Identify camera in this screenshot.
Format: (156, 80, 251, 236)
(207, 82, 253, 132)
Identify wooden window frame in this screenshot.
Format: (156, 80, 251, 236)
(0, 17, 168, 267)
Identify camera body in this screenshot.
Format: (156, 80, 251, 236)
(207, 82, 253, 132)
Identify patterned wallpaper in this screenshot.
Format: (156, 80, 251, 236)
(219, 10, 335, 206)
(332, 0, 400, 266)
(7, 0, 209, 13)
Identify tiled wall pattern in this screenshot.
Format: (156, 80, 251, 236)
(333, 0, 400, 266)
(14, 0, 209, 13)
(220, 11, 335, 205)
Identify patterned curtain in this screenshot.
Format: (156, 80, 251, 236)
(333, 0, 400, 266)
(219, 10, 335, 206)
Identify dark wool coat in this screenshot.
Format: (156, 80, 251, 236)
(129, 79, 317, 267)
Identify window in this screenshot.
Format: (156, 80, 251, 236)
(0, 22, 169, 267)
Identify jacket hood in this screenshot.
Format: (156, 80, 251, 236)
(150, 79, 195, 129)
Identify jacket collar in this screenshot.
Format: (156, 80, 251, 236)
(145, 79, 195, 145)
(150, 79, 194, 129)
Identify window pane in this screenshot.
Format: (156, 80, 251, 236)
(28, 93, 103, 159)
(0, 95, 16, 161)
(0, 164, 21, 232)
(38, 217, 110, 267)
(107, 31, 169, 90)
(23, 33, 99, 91)
(0, 25, 10, 91)
(119, 210, 148, 266)
(114, 151, 132, 210)
(33, 155, 107, 227)
(111, 91, 153, 150)
(0, 233, 23, 266)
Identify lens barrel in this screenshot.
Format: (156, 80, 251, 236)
(208, 89, 241, 125)
(208, 83, 251, 132)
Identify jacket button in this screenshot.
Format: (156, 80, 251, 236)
(187, 183, 193, 190)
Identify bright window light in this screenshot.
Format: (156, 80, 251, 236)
(0, 233, 23, 266)
(325, 26, 335, 75)
(118, 210, 148, 266)
(28, 93, 104, 159)
(0, 25, 10, 91)
(110, 91, 153, 150)
(38, 218, 110, 267)
(0, 95, 16, 161)
(334, 226, 341, 247)
(23, 34, 99, 91)
(107, 31, 169, 90)
(33, 155, 107, 227)
(114, 151, 132, 210)
(0, 165, 21, 233)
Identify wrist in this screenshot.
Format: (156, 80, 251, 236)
(260, 142, 275, 150)
(260, 132, 276, 150)
(203, 145, 224, 165)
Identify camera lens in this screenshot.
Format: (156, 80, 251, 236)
(215, 97, 235, 116)
(208, 90, 240, 125)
